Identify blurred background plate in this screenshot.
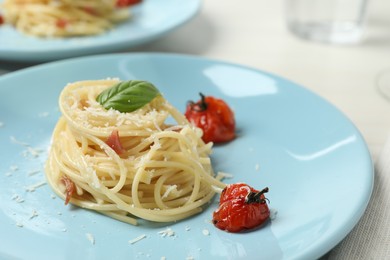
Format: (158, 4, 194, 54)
(0, 0, 200, 62)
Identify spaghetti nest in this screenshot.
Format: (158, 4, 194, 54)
(1, 0, 130, 37)
(45, 79, 226, 225)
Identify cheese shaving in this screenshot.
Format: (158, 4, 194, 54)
(128, 234, 147, 244)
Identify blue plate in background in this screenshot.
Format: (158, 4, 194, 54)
(0, 53, 373, 259)
(0, 0, 200, 62)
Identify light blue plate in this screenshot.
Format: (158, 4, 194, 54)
(0, 53, 373, 260)
(0, 0, 200, 62)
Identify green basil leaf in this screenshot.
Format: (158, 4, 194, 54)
(96, 80, 161, 113)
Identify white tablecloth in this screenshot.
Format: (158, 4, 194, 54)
(326, 136, 390, 259)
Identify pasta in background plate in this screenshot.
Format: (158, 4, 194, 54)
(1, 0, 130, 37)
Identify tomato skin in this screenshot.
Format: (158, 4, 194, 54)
(220, 182, 257, 204)
(212, 183, 270, 232)
(213, 198, 270, 232)
(185, 95, 235, 143)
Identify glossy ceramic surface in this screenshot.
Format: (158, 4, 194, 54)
(0, 0, 200, 62)
(0, 53, 373, 260)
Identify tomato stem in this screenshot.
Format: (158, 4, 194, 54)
(188, 93, 208, 112)
(245, 187, 269, 204)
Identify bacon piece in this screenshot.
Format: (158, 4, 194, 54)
(116, 0, 142, 7)
(106, 129, 126, 155)
(82, 6, 98, 16)
(60, 175, 75, 205)
(56, 19, 68, 29)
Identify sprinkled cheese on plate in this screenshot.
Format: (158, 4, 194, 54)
(25, 180, 46, 192)
(158, 227, 175, 237)
(10, 136, 30, 146)
(86, 233, 95, 245)
(128, 234, 147, 244)
(23, 146, 44, 158)
(11, 194, 24, 203)
(217, 171, 233, 179)
(15, 222, 24, 228)
(29, 210, 39, 220)
(28, 170, 41, 176)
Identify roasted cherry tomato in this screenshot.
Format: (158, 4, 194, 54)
(212, 183, 270, 232)
(185, 93, 235, 143)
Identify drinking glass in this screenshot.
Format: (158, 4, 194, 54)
(284, 0, 369, 44)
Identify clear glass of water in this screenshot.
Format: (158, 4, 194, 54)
(284, 0, 369, 44)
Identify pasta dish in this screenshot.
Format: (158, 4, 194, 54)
(1, 0, 130, 37)
(45, 79, 227, 225)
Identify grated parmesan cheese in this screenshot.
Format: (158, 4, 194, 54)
(23, 146, 44, 158)
(11, 194, 24, 203)
(161, 185, 177, 199)
(15, 222, 24, 228)
(10, 136, 29, 146)
(86, 233, 95, 245)
(217, 171, 233, 179)
(10, 135, 44, 158)
(202, 229, 210, 236)
(270, 209, 278, 220)
(128, 234, 147, 244)
(158, 227, 175, 237)
(25, 180, 46, 192)
(89, 168, 101, 189)
(29, 210, 39, 220)
(28, 170, 41, 176)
